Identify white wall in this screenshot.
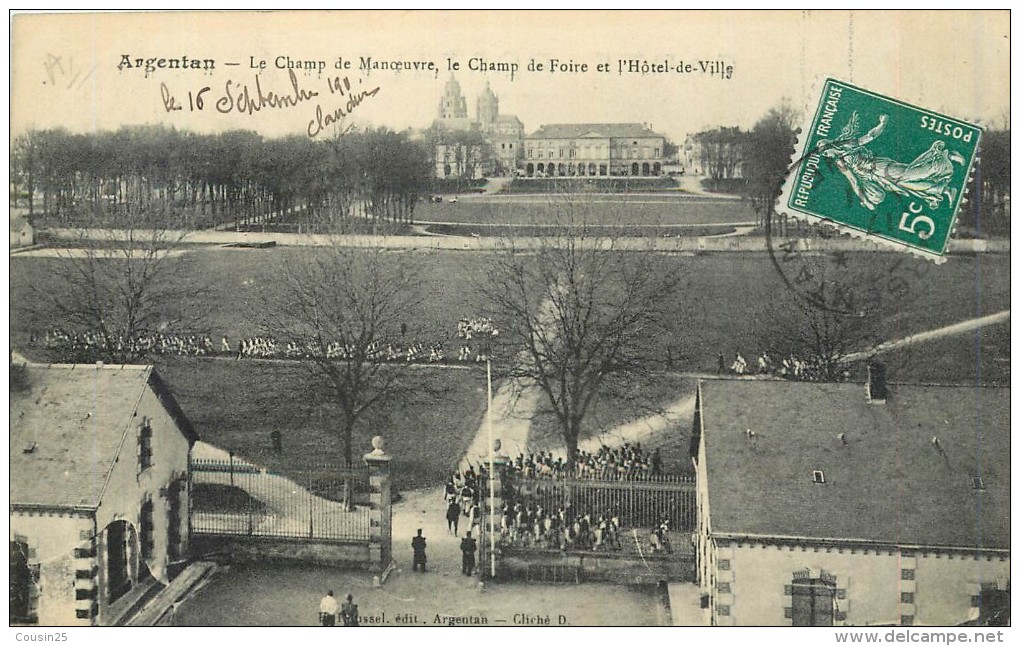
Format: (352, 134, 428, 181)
(96, 384, 191, 585)
(915, 552, 1010, 625)
(10, 511, 95, 626)
(709, 540, 1009, 627)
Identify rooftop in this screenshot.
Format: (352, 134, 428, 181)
(698, 379, 1010, 550)
(10, 362, 197, 509)
(527, 123, 666, 140)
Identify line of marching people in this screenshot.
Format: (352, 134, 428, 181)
(719, 350, 851, 382)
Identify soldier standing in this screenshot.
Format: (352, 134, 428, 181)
(411, 528, 427, 573)
(460, 531, 477, 576)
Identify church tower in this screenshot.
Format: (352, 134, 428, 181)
(437, 73, 468, 120)
(476, 82, 499, 129)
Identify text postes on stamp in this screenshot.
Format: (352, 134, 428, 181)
(778, 78, 981, 263)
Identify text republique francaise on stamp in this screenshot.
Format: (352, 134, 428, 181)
(779, 79, 981, 263)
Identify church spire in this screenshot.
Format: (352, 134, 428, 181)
(438, 73, 468, 120)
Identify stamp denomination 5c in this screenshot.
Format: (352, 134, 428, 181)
(779, 78, 981, 263)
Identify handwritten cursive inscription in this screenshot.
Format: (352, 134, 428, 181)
(215, 69, 319, 115)
(158, 69, 381, 137)
(307, 76, 381, 138)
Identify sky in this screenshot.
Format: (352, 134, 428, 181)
(10, 10, 1011, 143)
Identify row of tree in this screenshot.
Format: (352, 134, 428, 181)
(9, 125, 433, 231)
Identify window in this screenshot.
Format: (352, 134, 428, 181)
(790, 571, 836, 626)
(138, 417, 153, 471)
(973, 476, 986, 491)
(900, 615, 915, 626)
(901, 592, 915, 604)
(717, 605, 730, 617)
(901, 568, 915, 581)
(718, 559, 730, 571)
(717, 582, 731, 593)
(527, 149, 533, 159)
(813, 470, 825, 484)
(140, 497, 155, 559)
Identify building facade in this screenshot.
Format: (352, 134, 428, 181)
(692, 373, 1010, 627)
(432, 76, 524, 179)
(523, 123, 666, 178)
(681, 128, 743, 179)
(10, 363, 198, 626)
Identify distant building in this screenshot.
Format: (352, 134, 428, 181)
(10, 362, 199, 626)
(681, 133, 704, 174)
(523, 123, 666, 178)
(692, 369, 1010, 627)
(10, 210, 34, 248)
(432, 75, 524, 179)
(682, 129, 744, 179)
(476, 82, 525, 176)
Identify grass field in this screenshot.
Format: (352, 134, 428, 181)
(154, 357, 488, 492)
(414, 194, 758, 226)
(11, 248, 1009, 383)
(10, 245, 1008, 491)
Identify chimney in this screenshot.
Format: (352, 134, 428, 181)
(866, 362, 887, 404)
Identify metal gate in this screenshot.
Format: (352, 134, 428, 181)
(190, 457, 371, 541)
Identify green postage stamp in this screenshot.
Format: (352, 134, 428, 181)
(779, 78, 981, 262)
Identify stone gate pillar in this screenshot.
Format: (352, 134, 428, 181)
(363, 436, 392, 572)
(481, 440, 509, 580)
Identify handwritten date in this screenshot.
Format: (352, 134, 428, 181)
(160, 70, 381, 139)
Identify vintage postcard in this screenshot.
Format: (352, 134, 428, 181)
(7, 9, 1011, 636)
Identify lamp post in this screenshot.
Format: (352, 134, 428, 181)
(487, 357, 496, 578)
(476, 317, 499, 579)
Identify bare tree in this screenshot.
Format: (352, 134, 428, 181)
(755, 244, 928, 382)
(260, 242, 424, 466)
(481, 200, 686, 467)
(29, 211, 204, 364)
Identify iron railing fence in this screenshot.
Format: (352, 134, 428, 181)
(190, 457, 371, 542)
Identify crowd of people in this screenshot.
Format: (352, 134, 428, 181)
(442, 444, 677, 556)
(505, 443, 666, 481)
(234, 336, 449, 363)
(34, 329, 217, 357)
(456, 317, 498, 362)
(33, 326, 493, 365)
(719, 350, 852, 382)
(443, 466, 486, 537)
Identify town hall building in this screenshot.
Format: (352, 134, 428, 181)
(523, 123, 667, 178)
